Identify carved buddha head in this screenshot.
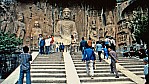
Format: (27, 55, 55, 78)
(34, 21, 40, 28)
(63, 8, 71, 19)
(17, 13, 24, 22)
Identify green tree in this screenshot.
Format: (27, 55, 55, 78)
(131, 8, 149, 47)
(0, 32, 23, 53)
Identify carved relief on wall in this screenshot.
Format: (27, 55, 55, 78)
(14, 13, 26, 39)
(90, 19, 97, 37)
(0, 13, 14, 34)
(98, 28, 104, 38)
(105, 25, 115, 37)
(106, 11, 114, 25)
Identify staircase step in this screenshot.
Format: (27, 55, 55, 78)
(80, 77, 132, 82)
(24, 78, 66, 83)
(81, 81, 135, 84)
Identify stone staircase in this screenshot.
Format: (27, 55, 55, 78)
(72, 52, 136, 84)
(24, 52, 66, 84)
(118, 56, 145, 79)
(20, 51, 145, 84)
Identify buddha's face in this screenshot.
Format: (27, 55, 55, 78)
(17, 13, 24, 22)
(63, 8, 71, 19)
(34, 21, 40, 27)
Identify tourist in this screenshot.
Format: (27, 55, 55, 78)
(129, 46, 135, 58)
(109, 37, 116, 51)
(18, 46, 32, 84)
(103, 46, 109, 59)
(38, 34, 42, 52)
(138, 46, 147, 59)
(108, 46, 119, 78)
(143, 57, 148, 84)
(59, 43, 65, 52)
(45, 35, 51, 54)
(79, 37, 87, 61)
(55, 42, 59, 52)
(50, 35, 54, 53)
(104, 36, 110, 48)
(39, 37, 45, 54)
(123, 46, 128, 57)
(83, 45, 96, 79)
(71, 35, 76, 55)
(87, 37, 92, 48)
(95, 41, 103, 62)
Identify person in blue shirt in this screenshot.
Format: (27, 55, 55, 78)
(59, 43, 65, 52)
(18, 46, 32, 84)
(143, 57, 148, 84)
(83, 45, 96, 79)
(39, 37, 45, 54)
(103, 46, 109, 59)
(96, 41, 103, 62)
(80, 37, 87, 61)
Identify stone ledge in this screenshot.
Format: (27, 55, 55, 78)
(63, 52, 81, 84)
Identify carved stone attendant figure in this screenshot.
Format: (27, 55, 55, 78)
(55, 8, 78, 45)
(14, 13, 26, 39)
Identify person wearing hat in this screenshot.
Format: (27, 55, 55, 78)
(143, 57, 148, 84)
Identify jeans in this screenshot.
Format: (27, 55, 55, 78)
(145, 74, 149, 84)
(50, 44, 53, 53)
(98, 51, 102, 61)
(86, 60, 94, 76)
(40, 46, 44, 54)
(110, 62, 119, 76)
(56, 47, 58, 52)
(18, 69, 31, 84)
(45, 46, 50, 54)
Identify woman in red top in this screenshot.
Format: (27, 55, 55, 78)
(88, 37, 92, 48)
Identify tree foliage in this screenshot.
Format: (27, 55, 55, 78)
(131, 7, 149, 47)
(0, 32, 23, 54)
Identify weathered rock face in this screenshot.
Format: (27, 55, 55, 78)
(0, 2, 117, 46)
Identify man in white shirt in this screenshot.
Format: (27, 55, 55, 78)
(110, 37, 116, 51)
(104, 36, 110, 48)
(45, 36, 52, 54)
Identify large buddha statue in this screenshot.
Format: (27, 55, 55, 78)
(31, 21, 42, 48)
(55, 8, 78, 45)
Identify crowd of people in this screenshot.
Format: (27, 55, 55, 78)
(38, 34, 65, 55)
(18, 35, 148, 84)
(80, 36, 119, 79)
(80, 36, 148, 83)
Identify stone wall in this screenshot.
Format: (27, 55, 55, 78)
(1, 2, 117, 47)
